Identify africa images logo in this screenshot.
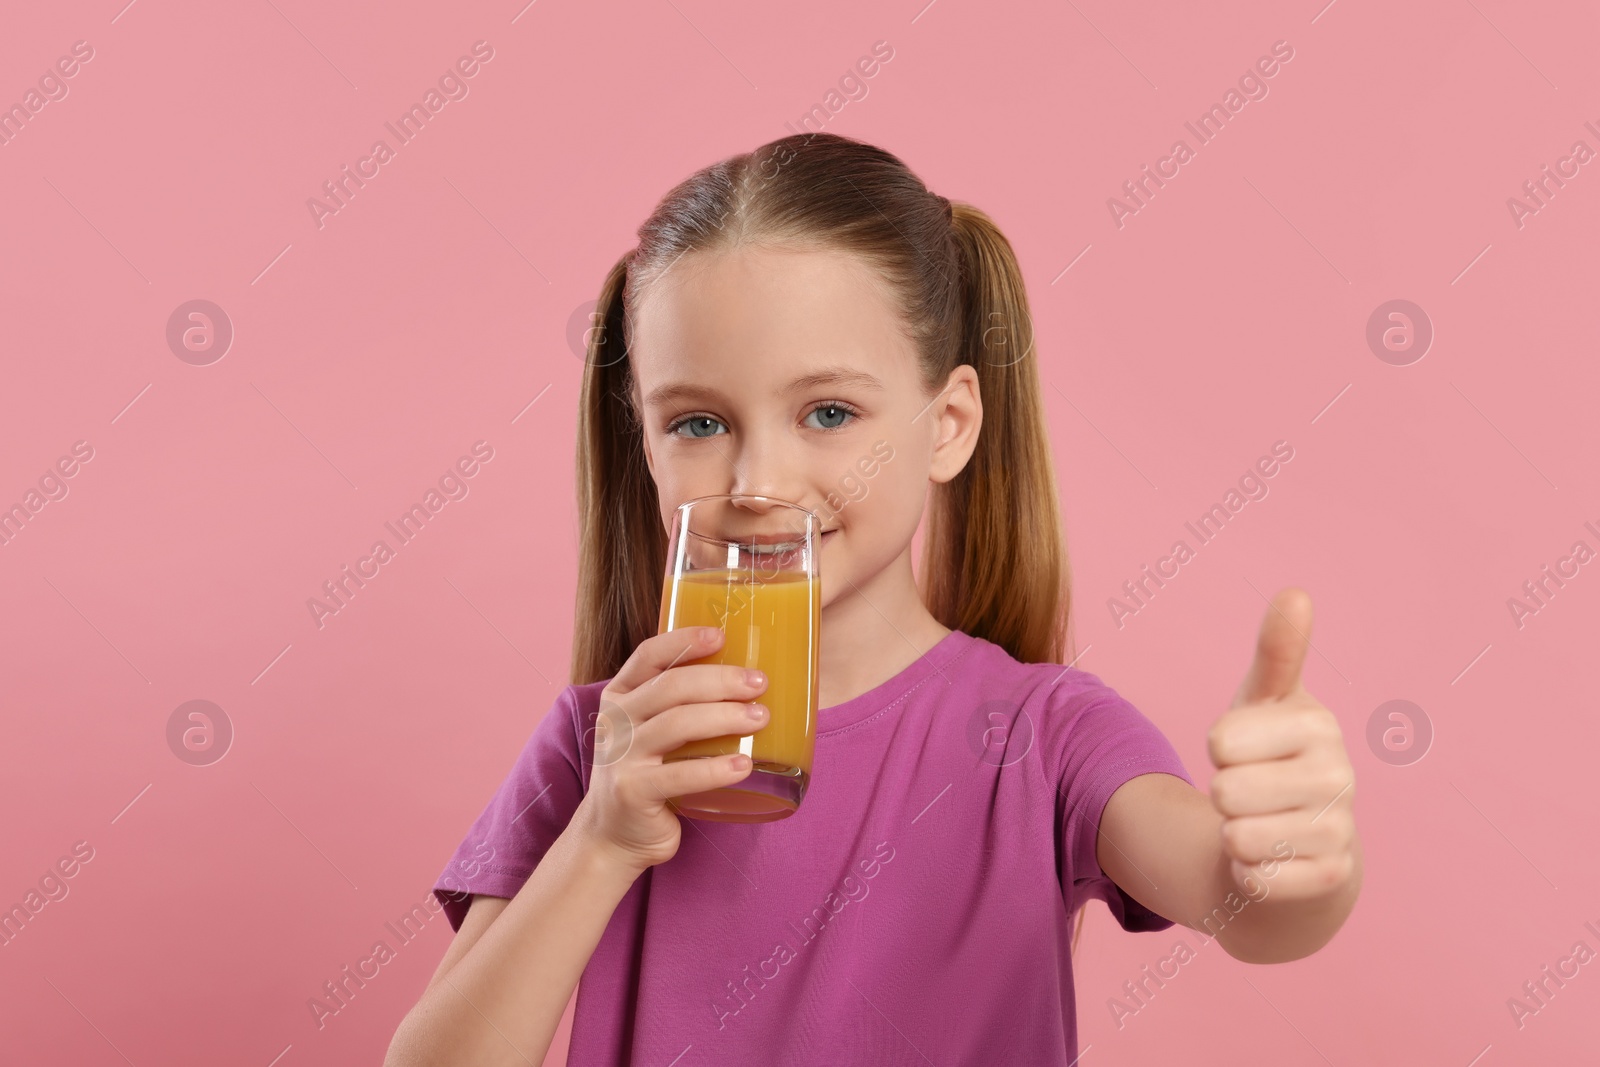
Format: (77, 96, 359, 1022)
(305, 41, 496, 230)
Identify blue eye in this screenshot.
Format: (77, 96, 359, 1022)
(804, 403, 858, 432)
(666, 402, 859, 439)
(667, 414, 726, 438)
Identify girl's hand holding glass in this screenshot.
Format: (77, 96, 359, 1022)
(573, 626, 769, 874)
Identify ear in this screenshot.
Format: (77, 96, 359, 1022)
(928, 363, 982, 485)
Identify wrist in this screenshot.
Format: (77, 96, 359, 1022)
(566, 802, 651, 885)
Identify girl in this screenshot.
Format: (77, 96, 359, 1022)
(386, 132, 1361, 1066)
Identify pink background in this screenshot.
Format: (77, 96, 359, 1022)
(3, 0, 1597, 1063)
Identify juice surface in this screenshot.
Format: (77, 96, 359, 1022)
(658, 568, 819, 773)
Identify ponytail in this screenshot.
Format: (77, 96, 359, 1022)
(922, 203, 1073, 668)
(570, 254, 666, 686)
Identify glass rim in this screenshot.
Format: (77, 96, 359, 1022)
(672, 493, 819, 550)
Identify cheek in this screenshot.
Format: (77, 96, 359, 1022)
(838, 453, 923, 539)
(647, 453, 721, 511)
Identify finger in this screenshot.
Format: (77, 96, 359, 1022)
(636, 752, 754, 806)
(1210, 756, 1350, 817)
(1219, 810, 1352, 864)
(1207, 701, 1329, 767)
(1231, 587, 1314, 708)
(1229, 853, 1354, 901)
(633, 700, 769, 757)
(606, 627, 724, 695)
(618, 662, 768, 724)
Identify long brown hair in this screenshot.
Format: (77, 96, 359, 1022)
(572, 131, 1074, 682)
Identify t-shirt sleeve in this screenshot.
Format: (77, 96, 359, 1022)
(432, 685, 589, 932)
(1053, 671, 1194, 932)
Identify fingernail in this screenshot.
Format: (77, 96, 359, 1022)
(747, 703, 768, 720)
(744, 669, 766, 687)
(702, 627, 723, 643)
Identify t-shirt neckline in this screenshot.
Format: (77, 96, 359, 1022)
(817, 628, 974, 734)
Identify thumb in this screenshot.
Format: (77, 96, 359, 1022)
(1232, 587, 1313, 707)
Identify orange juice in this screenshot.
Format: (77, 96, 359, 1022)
(657, 567, 819, 820)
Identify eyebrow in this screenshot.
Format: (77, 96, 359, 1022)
(642, 365, 885, 408)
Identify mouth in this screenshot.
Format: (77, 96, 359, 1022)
(740, 528, 838, 555)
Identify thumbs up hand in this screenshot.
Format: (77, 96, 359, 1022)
(1207, 588, 1358, 903)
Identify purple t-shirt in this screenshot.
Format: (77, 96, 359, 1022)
(433, 627, 1192, 1065)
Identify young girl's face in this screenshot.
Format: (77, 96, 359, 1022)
(630, 243, 978, 610)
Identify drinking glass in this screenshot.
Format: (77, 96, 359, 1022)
(656, 493, 820, 823)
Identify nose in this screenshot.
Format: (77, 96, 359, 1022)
(725, 435, 819, 535)
(727, 493, 818, 542)
(727, 427, 809, 512)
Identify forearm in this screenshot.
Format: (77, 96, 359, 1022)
(385, 815, 643, 1067)
(1200, 832, 1363, 964)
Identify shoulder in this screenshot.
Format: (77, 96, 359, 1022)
(505, 682, 601, 772)
(955, 634, 1182, 781)
(567, 678, 611, 717)
(954, 632, 1148, 728)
